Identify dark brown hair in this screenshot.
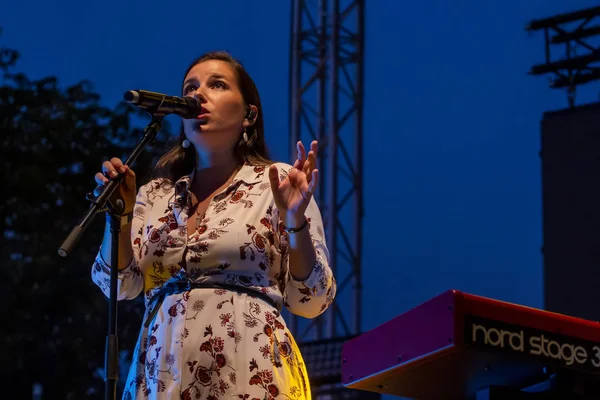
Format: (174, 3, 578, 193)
(152, 51, 271, 182)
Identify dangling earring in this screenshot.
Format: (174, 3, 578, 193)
(243, 129, 249, 144)
(182, 138, 191, 148)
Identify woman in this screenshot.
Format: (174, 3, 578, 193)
(91, 51, 336, 400)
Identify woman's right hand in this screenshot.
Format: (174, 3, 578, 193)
(94, 157, 137, 214)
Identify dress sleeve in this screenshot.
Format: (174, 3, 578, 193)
(90, 183, 148, 301)
(271, 164, 337, 319)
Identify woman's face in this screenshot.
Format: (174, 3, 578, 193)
(181, 60, 251, 154)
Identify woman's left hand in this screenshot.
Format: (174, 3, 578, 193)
(269, 140, 319, 226)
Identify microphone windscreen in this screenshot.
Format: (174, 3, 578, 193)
(123, 90, 139, 103)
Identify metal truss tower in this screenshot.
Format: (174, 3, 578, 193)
(288, 1, 368, 396)
(288, 0, 364, 342)
(526, 5, 600, 106)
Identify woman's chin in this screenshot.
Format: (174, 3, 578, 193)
(189, 120, 208, 131)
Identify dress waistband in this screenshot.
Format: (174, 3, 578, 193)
(144, 281, 278, 328)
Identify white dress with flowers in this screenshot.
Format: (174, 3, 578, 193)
(91, 162, 336, 400)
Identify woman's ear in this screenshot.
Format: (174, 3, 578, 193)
(244, 104, 258, 127)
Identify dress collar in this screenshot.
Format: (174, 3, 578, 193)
(173, 163, 268, 206)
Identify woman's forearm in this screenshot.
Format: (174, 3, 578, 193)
(283, 214, 316, 280)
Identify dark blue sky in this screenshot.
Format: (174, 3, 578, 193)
(4, 0, 600, 341)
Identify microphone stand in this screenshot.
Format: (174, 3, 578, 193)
(58, 114, 164, 400)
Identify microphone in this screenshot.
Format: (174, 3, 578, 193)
(124, 90, 201, 118)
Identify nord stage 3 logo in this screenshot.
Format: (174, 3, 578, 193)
(464, 315, 600, 374)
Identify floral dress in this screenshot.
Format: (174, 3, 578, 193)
(91, 162, 336, 400)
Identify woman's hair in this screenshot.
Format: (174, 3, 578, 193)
(152, 51, 271, 182)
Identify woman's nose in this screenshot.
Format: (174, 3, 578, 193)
(192, 90, 207, 103)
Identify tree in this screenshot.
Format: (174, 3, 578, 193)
(0, 28, 172, 398)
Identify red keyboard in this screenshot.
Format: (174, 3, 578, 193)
(341, 290, 600, 399)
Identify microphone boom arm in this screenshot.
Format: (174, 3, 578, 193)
(58, 116, 163, 257)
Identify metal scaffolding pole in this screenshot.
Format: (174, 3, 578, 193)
(289, 0, 365, 342)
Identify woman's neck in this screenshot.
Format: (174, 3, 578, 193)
(191, 152, 241, 197)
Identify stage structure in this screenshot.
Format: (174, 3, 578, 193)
(526, 5, 600, 107)
(288, 0, 373, 398)
(527, 6, 600, 323)
(289, 0, 365, 341)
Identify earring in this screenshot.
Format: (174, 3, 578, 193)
(243, 129, 249, 144)
(182, 139, 191, 148)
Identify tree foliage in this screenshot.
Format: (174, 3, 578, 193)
(0, 29, 172, 398)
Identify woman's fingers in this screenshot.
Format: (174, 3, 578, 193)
(110, 157, 126, 173)
(93, 158, 136, 211)
(101, 157, 128, 179)
(95, 172, 109, 186)
(293, 141, 307, 170)
(102, 161, 118, 179)
(296, 141, 306, 162)
(310, 140, 318, 156)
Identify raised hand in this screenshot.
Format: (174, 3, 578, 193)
(268, 140, 319, 225)
(93, 157, 137, 214)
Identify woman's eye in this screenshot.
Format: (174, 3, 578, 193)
(212, 81, 226, 89)
(183, 85, 197, 94)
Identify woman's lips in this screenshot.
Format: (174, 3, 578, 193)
(196, 108, 209, 120)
